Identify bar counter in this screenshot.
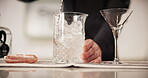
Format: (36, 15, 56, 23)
(0, 60, 148, 78)
(0, 67, 148, 78)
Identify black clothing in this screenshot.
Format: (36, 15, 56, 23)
(63, 0, 130, 61)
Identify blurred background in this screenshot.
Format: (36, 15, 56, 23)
(0, 0, 148, 61)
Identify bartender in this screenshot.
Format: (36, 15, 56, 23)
(63, 0, 130, 63)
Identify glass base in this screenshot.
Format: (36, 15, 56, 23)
(100, 61, 123, 64)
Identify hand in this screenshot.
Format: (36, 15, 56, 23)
(81, 39, 102, 63)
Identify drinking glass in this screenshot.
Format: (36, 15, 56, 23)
(53, 12, 88, 63)
(100, 8, 133, 64)
(0, 14, 12, 58)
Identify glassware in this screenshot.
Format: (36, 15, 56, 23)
(0, 14, 12, 58)
(100, 8, 133, 64)
(53, 12, 88, 63)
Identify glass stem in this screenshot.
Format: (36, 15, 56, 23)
(114, 35, 119, 62)
(112, 29, 119, 63)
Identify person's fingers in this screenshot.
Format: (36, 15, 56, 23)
(82, 49, 101, 63)
(83, 39, 93, 52)
(90, 56, 102, 63)
(81, 42, 98, 60)
(81, 51, 93, 60)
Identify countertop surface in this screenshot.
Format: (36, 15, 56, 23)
(0, 59, 148, 78)
(0, 67, 148, 78)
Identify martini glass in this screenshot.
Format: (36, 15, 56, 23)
(100, 8, 133, 64)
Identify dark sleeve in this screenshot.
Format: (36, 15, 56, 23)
(63, 0, 75, 12)
(94, 0, 130, 61)
(106, 0, 130, 8)
(94, 21, 114, 61)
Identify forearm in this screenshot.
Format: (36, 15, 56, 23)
(93, 22, 114, 61)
